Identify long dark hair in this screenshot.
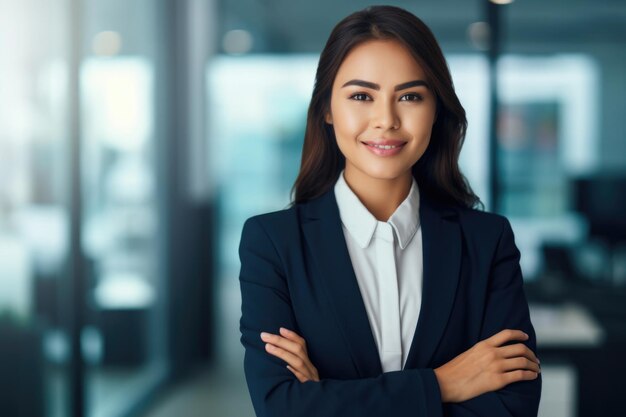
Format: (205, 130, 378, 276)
(289, 5, 482, 210)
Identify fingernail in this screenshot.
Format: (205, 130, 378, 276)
(260, 332, 268, 339)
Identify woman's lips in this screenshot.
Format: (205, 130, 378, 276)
(361, 141, 407, 157)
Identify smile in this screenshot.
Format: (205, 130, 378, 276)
(371, 144, 401, 149)
(361, 141, 407, 156)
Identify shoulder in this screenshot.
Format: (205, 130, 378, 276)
(239, 203, 308, 267)
(455, 205, 510, 229)
(240, 202, 306, 252)
(450, 204, 515, 248)
(242, 203, 299, 234)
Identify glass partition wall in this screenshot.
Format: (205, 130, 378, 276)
(0, 1, 169, 416)
(0, 1, 72, 415)
(81, 1, 167, 417)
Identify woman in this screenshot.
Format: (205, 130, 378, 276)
(238, 5, 541, 417)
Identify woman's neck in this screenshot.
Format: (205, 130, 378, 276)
(342, 166, 412, 222)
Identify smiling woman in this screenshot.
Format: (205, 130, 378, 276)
(238, 5, 541, 417)
(324, 39, 438, 220)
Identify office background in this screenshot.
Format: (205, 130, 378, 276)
(0, 0, 625, 416)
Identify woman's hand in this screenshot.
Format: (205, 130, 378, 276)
(433, 329, 541, 403)
(260, 327, 320, 383)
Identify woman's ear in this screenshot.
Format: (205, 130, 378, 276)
(325, 111, 333, 125)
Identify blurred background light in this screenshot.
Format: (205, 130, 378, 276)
(222, 29, 253, 55)
(92, 30, 123, 57)
(82, 57, 152, 151)
(94, 272, 155, 309)
(467, 21, 491, 51)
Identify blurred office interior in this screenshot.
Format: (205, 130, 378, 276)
(0, 0, 625, 416)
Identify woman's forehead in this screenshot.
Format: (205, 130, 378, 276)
(334, 39, 428, 86)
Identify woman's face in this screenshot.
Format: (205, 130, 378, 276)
(325, 39, 438, 182)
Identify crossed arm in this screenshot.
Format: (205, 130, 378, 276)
(262, 327, 540, 403)
(239, 216, 541, 417)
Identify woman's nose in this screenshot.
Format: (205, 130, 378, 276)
(372, 99, 400, 130)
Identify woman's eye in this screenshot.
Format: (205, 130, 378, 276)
(400, 93, 424, 102)
(349, 93, 370, 101)
(349, 92, 424, 102)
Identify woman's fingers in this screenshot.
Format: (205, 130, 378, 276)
(261, 331, 302, 354)
(260, 330, 319, 381)
(499, 343, 540, 364)
(489, 331, 541, 373)
(287, 365, 308, 383)
(264, 342, 310, 373)
(434, 328, 541, 403)
(485, 329, 529, 347)
(500, 369, 540, 386)
(280, 327, 307, 347)
(499, 356, 541, 373)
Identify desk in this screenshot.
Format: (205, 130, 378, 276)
(530, 302, 605, 348)
(528, 294, 625, 417)
(530, 302, 604, 417)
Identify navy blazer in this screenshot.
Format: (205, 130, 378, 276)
(238, 186, 541, 417)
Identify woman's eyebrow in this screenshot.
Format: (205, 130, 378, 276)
(341, 79, 430, 91)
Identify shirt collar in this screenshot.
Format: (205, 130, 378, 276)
(333, 169, 421, 250)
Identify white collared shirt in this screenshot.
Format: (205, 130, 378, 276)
(334, 169, 423, 372)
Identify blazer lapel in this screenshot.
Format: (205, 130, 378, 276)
(302, 189, 383, 378)
(301, 186, 462, 375)
(403, 193, 461, 369)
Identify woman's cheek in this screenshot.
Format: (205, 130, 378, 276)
(334, 108, 367, 142)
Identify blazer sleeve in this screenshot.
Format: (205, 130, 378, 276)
(238, 216, 443, 417)
(444, 216, 542, 417)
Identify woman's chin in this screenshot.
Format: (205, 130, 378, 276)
(350, 163, 413, 182)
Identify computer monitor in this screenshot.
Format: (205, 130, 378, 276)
(572, 175, 626, 243)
